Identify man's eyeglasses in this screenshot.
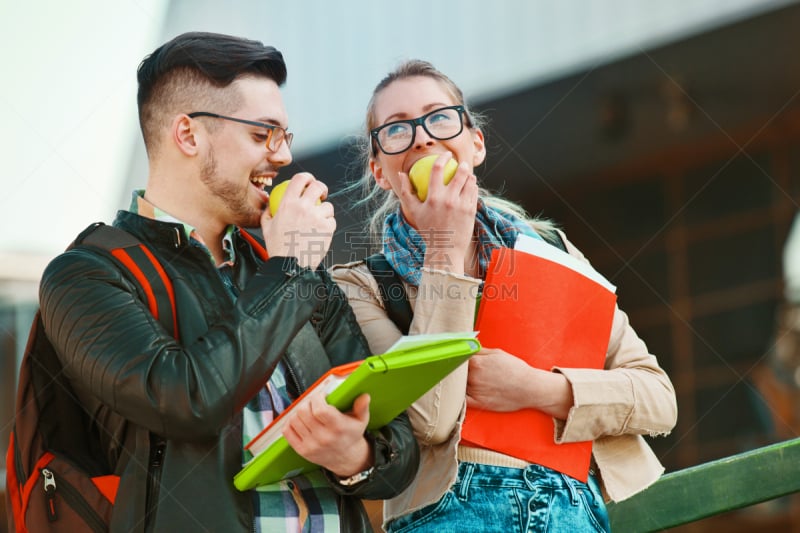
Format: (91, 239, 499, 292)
(370, 105, 467, 155)
(188, 112, 293, 152)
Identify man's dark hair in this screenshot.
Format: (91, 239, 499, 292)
(136, 31, 287, 154)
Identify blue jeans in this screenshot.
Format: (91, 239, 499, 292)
(386, 461, 610, 533)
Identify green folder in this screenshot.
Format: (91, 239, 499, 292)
(234, 332, 480, 490)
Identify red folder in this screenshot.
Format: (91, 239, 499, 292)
(461, 240, 617, 482)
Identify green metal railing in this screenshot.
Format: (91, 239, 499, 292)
(607, 437, 800, 532)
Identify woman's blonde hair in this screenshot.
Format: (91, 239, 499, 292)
(352, 59, 556, 245)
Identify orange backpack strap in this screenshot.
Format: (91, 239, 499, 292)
(6, 432, 24, 531)
(78, 223, 178, 339)
(237, 226, 269, 261)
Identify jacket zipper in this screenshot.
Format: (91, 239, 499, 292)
(42, 468, 56, 521)
(40, 467, 106, 533)
(284, 360, 304, 400)
(145, 437, 166, 528)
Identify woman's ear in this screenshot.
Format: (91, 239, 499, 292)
(370, 158, 392, 190)
(472, 129, 486, 167)
(173, 114, 200, 156)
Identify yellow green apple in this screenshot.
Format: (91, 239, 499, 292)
(408, 155, 458, 201)
(268, 180, 290, 216)
(268, 180, 322, 216)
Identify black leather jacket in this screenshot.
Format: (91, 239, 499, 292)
(38, 211, 419, 532)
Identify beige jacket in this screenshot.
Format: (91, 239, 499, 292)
(330, 232, 677, 523)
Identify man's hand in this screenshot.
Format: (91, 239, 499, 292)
(282, 390, 373, 478)
(261, 173, 335, 269)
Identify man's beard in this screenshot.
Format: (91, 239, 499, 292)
(200, 145, 264, 227)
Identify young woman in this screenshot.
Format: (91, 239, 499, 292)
(331, 60, 677, 533)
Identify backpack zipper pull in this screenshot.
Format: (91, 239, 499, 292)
(42, 468, 58, 522)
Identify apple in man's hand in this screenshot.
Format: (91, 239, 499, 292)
(268, 180, 321, 216)
(268, 180, 290, 216)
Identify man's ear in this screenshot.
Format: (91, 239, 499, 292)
(472, 129, 486, 167)
(172, 114, 200, 156)
(370, 158, 392, 190)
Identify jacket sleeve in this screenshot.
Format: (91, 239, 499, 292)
(553, 232, 678, 443)
(39, 248, 326, 440)
(314, 270, 420, 498)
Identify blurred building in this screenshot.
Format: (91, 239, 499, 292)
(4, 1, 800, 531)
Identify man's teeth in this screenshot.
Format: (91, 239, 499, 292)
(251, 176, 273, 188)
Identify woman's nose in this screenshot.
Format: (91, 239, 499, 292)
(413, 123, 436, 150)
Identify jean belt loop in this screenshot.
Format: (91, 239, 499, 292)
(457, 462, 474, 501)
(561, 473, 579, 505)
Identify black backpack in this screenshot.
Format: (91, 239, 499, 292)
(363, 232, 568, 334)
(6, 222, 177, 533)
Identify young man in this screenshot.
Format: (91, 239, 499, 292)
(38, 32, 418, 532)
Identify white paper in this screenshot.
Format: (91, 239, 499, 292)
(386, 331, 478, 352)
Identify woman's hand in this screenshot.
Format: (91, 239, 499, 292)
(466, 347, 574, 420)
(398, 153, 478, 274)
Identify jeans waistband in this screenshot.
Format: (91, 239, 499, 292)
(455, 461, 590, 504)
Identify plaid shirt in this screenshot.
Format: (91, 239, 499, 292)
(131, 191, 340, 532)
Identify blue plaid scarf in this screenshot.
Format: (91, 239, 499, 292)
(383, 199, 542, 286)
